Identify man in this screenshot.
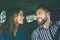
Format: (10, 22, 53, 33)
(31, 5, 60, 40)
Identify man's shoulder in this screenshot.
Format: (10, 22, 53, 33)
(32, 27, 40, 34)
(53, 21, 60, 26)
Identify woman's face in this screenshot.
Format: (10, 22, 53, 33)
(14, 10, 24, 24)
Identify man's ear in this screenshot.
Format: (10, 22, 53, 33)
(48, 11, 50, 16)
(47, 11, 50, 19)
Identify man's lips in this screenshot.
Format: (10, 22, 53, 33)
(37, 17, 42, 19)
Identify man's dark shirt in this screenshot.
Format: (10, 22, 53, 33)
(31, 21, 60, 40)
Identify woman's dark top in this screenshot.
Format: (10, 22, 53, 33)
(0, 30, 12, 40)
(11, 24, 27, 40)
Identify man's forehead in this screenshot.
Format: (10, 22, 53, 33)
(36, 8, 45, 13)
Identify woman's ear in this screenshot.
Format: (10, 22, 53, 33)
(14, 17, 17, 23)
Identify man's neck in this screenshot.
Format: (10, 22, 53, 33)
(42, 19, 51, 29)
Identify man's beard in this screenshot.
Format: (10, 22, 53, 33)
(38, 18, 47, 25)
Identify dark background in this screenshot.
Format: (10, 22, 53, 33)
(0, 0, 60, 40)
(0, 0, 60, 21)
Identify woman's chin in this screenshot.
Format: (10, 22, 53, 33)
(19, 22, 23, 24)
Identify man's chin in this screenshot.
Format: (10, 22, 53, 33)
(38, 20, 47, 25)
(38, 21, 42, 25)
(38, 20, 42, 23)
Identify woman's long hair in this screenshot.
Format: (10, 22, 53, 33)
(0, 7, 24, 34)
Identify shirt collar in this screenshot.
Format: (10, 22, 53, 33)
(39, 21, 52, 29)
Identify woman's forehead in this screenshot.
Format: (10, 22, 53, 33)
(18, 10, 24, 15)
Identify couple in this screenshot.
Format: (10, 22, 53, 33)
(0, 5, 60, 40)
(0, 8, 27, 40)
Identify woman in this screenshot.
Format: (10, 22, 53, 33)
(0, 8, 27, 40)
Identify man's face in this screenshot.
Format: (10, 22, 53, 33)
(36, 8, 48, 25)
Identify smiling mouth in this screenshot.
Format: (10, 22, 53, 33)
(37, 17, 42, 19)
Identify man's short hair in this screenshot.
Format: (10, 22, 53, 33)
(36, 5, 51, 12)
